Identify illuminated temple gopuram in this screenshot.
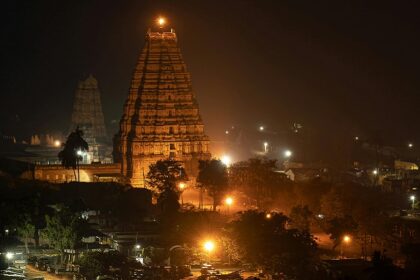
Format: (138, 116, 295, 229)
(113, 23, 211, 187)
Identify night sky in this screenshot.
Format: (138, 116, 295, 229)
(2, 0, 420, 151)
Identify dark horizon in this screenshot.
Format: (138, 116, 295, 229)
(2, 0, 420, 153)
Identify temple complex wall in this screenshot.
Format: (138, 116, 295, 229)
(21, 163, 122, 183)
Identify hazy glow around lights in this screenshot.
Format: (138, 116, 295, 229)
(203, 240, 215, 252)
(343, 235, 351, 243)
(5, 252, 14, 260)
(157, 17, 166, 26)
(221, 155, 231, 166)
(225, 197, 233, 206)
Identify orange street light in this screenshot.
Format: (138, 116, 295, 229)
(221, 155, 231, 166)
(225, 196, 233, 206)
(178, 182, 187, 205)
(340, 234, 352, 259)
(225, 196, 233, 215)
(343, 235, 351, 243)
(203, 240, 215, 253)
(265, 213, 272, 219)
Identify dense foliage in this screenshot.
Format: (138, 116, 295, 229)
(197, 159, 228, 210)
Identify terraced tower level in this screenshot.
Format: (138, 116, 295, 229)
(114, 27, 211, 187)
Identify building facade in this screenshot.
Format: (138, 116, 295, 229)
(114, 26, 210, 187)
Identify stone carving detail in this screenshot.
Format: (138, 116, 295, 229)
(114, 27, 211, 187)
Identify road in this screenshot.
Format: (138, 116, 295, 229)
(25, 265, 71, 280)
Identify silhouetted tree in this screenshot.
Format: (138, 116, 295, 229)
(146, 160, 187, 195)
(158, 188, 180, 215)
(401, 243, 420, 279)
(228, 210, 320, 278)
(366, 251, 399, 280)
(142, 246, 168, 265)
(324, 215, 358, 250)
(77, 251, 126, 280)
(197, 159, 228, 211)
(229, 158, 278, 208)
(58, 127, 88, 181)
(289, 205, 313, 232)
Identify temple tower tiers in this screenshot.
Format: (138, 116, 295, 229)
(114, 27, 211, 187)
(70, 75, 107, 140)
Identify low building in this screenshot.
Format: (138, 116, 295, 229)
(20, 163, 122, 183)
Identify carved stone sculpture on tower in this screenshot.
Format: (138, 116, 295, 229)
(114, 24, 211, 187)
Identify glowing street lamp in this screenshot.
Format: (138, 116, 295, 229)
(410, 195, 416, 210)
(5, 252, 14, 260)
(54, 140, 61, 147)
(203, 240, 215, 253)
(135, 244, 141, 250)
(259, 126, 264, 131)
(354, 136, 359, 141)
(225, 196, 233, 214)
(178, 182, 186, 190)
(263, 142, 268, 153)
(178, 182, 187, 205)
(408, 143, 414, 149)
(225, 197, 233, 206)
(340, 235, 351, 259)
(342, 235, 351, 244)
(265, 213, 272, 219)
(284, 150, 292, 158)
(372, 169, 378, 176)
(221, 155, 231, 167)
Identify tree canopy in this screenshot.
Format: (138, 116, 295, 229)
(197, 159, 228, 210)
(146, 160, 187, 194)
(58, 127, 89, 181)
(227, 210, 320, 278)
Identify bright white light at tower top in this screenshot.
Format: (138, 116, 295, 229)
(157, 17, 166, 26)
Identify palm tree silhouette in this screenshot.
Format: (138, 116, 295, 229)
(58, 127, 89, 181)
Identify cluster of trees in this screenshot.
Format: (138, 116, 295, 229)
(146, 158, 229, 214)
(225, 210, 325, 279)
(0, 177, 152, 254)
(77, 251, 127, 279)
(145, 157, 409, 254)
(143, 157, 420, 278)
